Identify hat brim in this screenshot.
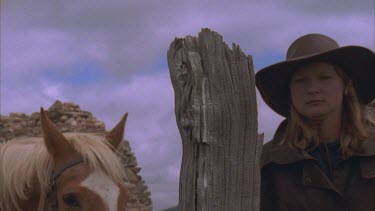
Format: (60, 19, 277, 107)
(255, 46, 375, 117)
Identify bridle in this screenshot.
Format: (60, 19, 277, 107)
(44, 157, 84, 211)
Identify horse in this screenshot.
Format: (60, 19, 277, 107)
(0, 108, 129, 211)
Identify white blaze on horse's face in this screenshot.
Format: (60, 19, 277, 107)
(81, 171, 120, 211)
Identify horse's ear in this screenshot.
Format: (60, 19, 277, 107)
(106, 113, 128, 150)
(40, 107, 75, 159)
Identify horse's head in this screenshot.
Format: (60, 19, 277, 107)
(40, 108, 128, 211)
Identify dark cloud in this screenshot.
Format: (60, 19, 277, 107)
(2, 0, 373, 79)
(275, 0, 374, 14)
(2, 0, 204, 77)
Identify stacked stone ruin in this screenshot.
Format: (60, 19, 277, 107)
(0, 101, 152, 211)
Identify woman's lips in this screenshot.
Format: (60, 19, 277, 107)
(306, 100, 325, 105)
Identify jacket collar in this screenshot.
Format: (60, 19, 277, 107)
(261, 119, 314, 168)
(355, 128, 375, 179)
(352, 125, 375, 157)
(261, 120, 375, 169)
(261, 143, 314, 167)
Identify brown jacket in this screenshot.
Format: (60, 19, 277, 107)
(260, 121, 375, 211)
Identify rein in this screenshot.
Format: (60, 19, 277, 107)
(44, 157, 84, 211)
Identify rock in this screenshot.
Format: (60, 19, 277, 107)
(60, 115, 68, 122)
(125, 168, 140, 183)
(130, 167, 141, 174)
(1, 115, 9, 121)
(48, 100, 63, 111)
(9, 112, 27, 118)
(30, 112, 40, 119)
(66, 118, 77, 126)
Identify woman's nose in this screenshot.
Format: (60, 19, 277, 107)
(305, 80, 321, 94)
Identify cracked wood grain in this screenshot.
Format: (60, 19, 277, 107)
(168, 28, 263, 211)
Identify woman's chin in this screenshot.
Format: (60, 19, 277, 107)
(303, 110, 328, 121)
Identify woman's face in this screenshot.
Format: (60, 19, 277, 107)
(290, 62, 345, 121)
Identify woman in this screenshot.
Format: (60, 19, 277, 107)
(255, 34, 375, 211)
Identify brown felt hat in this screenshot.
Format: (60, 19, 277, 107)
(255, 33, 375, 117)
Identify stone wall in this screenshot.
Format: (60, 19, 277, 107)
(0, 101, 152, 211)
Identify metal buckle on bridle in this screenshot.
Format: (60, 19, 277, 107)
(49, 180, 58, 210)
(44, 158, 84, 211)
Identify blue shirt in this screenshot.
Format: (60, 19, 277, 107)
(308, 139, 342, 179)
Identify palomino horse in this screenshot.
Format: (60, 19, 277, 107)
(0, 108, 129, 211)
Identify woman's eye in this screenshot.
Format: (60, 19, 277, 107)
(293, 78, 305, 83)
(63, 194, 80, 207)
(319, 75, 332, 80)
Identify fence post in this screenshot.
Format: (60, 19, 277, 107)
(168, 28, 263, 211)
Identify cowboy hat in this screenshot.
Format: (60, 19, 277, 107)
(255, 33, 375, 117)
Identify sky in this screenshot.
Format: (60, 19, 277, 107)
(1, 0, 374, 210)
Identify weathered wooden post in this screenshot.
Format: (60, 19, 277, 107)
(167, 28, 263, 211)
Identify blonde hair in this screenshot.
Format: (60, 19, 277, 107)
(0, 133, 126, 211)
(282, 64, 374, 156)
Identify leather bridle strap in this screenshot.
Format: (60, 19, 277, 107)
(44, 157, 84, 211)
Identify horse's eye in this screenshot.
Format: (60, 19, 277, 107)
(63, 194, 80, 207)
